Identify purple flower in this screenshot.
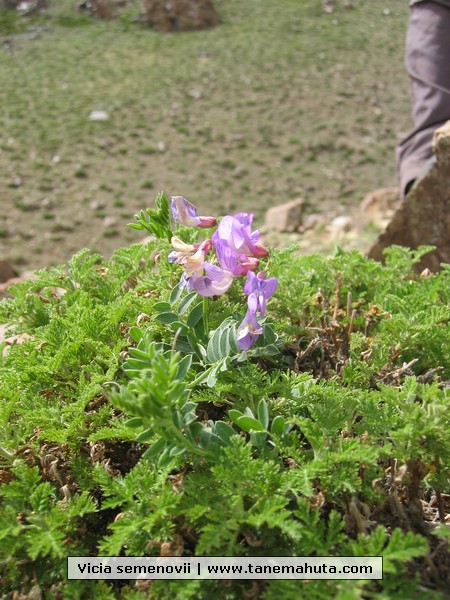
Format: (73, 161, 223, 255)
(169, 238, 212, 280)
(180, 239, 212, 278)
(189, 263, 234, 297)
(213, 213, 268, 258)
(236, 294, 263, 350)
(214, 238, 259, 277)
(236, 271, 278, 350)
(244, 271, 278, 316)
(168, 236, 201, 264)
(171, 196, 217, 229)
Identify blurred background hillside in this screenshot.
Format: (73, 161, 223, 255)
(0, 0, 411, 269)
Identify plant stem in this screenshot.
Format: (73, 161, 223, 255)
(0, 445, 15, 464)
(203, 296, 209, 340)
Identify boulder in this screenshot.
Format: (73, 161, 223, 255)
(264, 198, 304, 233)
(368, 120, 450, 271)
(0, 260, 18, 284)
(142, 0, 219, 32)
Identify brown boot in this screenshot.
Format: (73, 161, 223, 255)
(368, 121, 450, 272)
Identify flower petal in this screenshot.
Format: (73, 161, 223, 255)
(171, 196, 217, 228)
(190, 264, 234, 297)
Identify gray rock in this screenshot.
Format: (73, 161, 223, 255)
(328, 215, 353, 235)
(368, 120, 450, 271)
(264, 198, 304, 233)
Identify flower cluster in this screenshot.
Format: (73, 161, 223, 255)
(168, 196, 277, 350)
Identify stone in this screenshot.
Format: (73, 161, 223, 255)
(79, 0, 115, 19)
(329, 215, 352, 231)
(142, 0, 219, 33)
(361, 187, 401, 220)
(328, 215, 353, 239)
(89, 110, 110, 121)
(264, 198, 304, 233)
(368, 120, 450, 271)
(301, 213, 325, 232)
(89, 200, 106, 211)
(1, 0, 46, 14)
(0, 260, 18, 284)
(102, 216, 118, 228)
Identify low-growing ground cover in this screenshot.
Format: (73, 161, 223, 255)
(0, 194, 449, 598)
(0, 0, 410, 269)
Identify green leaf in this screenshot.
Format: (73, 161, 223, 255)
(153, 301, 172, 313)
(155, 312, 179, 325)
(178, 291, 198, 315)
(184, 411, 197, 426)
(228, 409, 244, 425)
(251, 430, 268, 448)
(200, 428, 212, 447)
(249, 344, 280, 357)
(206, 363, 220, 388)
(207, 320, 235, 363)
(128, 348, 152, 360)
(186, 332, 205, 360)
(236, 415, 265, 433)
(257, 399, 269, 430)
(215, 421, 237, 446)
(177, 354, 192, 380)
(170, 282, 184, 305)
(187, 422, 203, 440)
(263, 323, 277, 345)
(187, 302, 203, 327)
(170, 321, 189, 335)
(135, 428, 155, 443)
(169, 446, 187, 457)
(157, 448, 173, 467)
(129, 326, 143, 343)
(270, 415, 285, 436)
(124, 417, 144, 429)
(142, 437, 166, 460)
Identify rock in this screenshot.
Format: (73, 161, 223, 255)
(264, 198, 304, 233)
(102, 216, 118, 228)
(1, 0, 46, 15)
(10, 176, 22, 188)
(142, 0, 219, 32)
(0, 260, 18, 284)
(360, 187, 401, 229)
(328, 215, 353, 237)
(0, 324, 34, 354)
(0, 272, 40, 301)
(89, 110, 110, 121)
(79, 0, 115, 19)
(89, 200, 106, 211)
(368, 120, 450, 271)
(301, 213, 325, 232)
(433, 120, 450, 164)
(361, 187, 401, 219)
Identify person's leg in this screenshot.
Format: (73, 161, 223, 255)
(397, 1, 450, 197)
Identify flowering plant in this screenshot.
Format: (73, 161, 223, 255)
(166, 196, 277, 350)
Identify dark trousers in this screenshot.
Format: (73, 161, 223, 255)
(397, 1, 450, 196)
